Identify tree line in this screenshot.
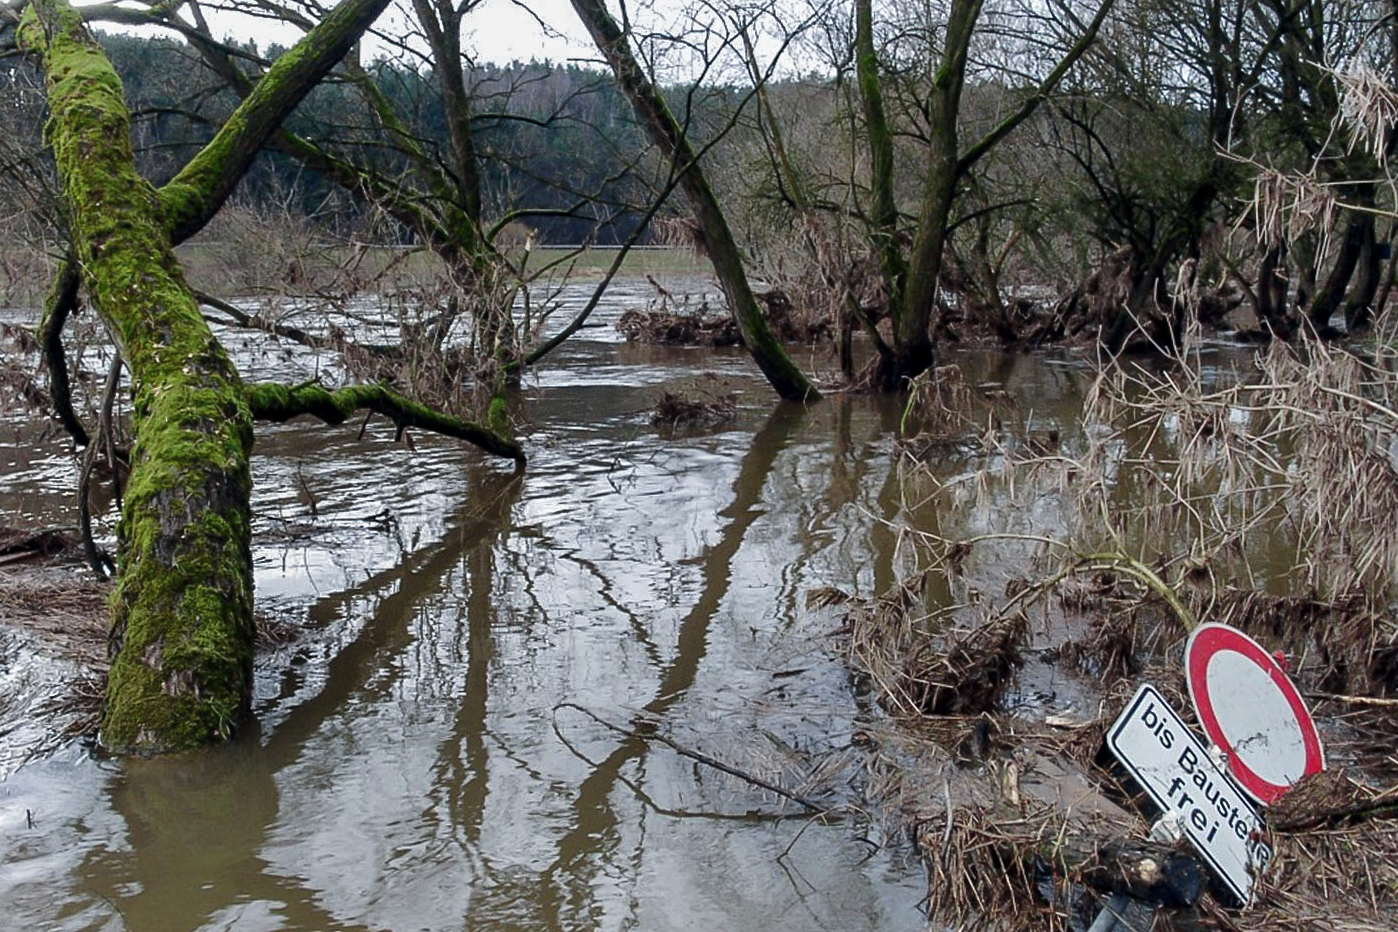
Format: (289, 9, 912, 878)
(17, 0, 1392, 374)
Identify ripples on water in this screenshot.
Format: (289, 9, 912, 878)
(1, 282, 943, 932)
(0, 280, 1262, 930)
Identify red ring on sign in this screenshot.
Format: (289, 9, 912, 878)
(1186, 623, 1324, 805)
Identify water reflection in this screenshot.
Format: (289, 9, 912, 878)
(4, 376, 932, 931)
(0, 296, 1295, 931)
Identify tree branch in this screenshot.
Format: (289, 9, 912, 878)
(246, 382, 526, 465)
(39, 253, 88, 447)
(955, 0, 1115, 180)
(159, 0, 396, 243)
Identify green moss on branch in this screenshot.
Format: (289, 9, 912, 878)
(159, 0, 394, 243)
(246, 382, 526, 465)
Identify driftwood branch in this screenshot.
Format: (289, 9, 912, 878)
(554, 701, 831, 815)
(195, 291, 327, 350)
(246, 382, 526, 465)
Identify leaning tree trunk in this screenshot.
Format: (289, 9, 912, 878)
(20, 0, 397, 752)
(569, 0, 818, 402)
(22, 1, 254, 751)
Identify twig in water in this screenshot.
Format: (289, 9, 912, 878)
(554, 701, 832, 815)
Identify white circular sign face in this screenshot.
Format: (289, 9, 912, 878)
(1204, 650, 1308, 786)
(1186, 623, 1324, 805)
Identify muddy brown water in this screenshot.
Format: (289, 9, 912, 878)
(0, 281, 1255, 931)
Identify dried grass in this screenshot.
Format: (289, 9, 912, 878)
(918, 802, 1065, 925)
(1251, 168, 1337, 254)
(897, 364, 1020, 461)
(1226, 817, 1398, 932)
(1337, 64, 1398, 168)
(838, 572, 1029, 718)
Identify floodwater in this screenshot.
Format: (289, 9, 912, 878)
(0, 278, 1244, 932)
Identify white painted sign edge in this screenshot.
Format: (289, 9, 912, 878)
(1106, 683, 1272, 905)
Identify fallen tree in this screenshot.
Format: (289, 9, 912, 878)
(15, 0, 521, 753)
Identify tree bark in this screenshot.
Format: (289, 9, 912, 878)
(22, 0, 256, 752)
(569, 0, 819, 402)
(1257, 244, 1298, 338)
(855, 0, 907, 328)
(1309, 208, 1368, 331)
(39, 254, 88, 447)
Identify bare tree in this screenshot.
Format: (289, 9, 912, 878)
(569, 0, 821, 401)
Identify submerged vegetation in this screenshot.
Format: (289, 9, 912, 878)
(822, 327, 1398, 928)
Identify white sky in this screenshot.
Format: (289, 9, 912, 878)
(99, 0, 812, 83)
(199, 0, 603, 66)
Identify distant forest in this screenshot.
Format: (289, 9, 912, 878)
(5, 0, 1395, 358)
(101, 32, 705, 246)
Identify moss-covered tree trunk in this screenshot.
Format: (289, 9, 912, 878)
(21, 0, 400, 752)
(22, 0, 255, 752)
(855, 0, 906, 325)
(856, 0, 1111, 389)
(569, 0, 819, 402)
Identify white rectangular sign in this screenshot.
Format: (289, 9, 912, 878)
(1106, 684, 1272, 904)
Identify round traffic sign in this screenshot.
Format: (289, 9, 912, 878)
(1185, 623, 1324, 805)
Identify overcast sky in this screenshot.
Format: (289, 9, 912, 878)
(199, 0, 602, 66)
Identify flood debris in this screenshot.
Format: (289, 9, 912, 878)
(834, 568, 1029, 718)
(831, 337, 1398, 926)
(613, 275, 833, 348)
(891, 613, 1027, 716)
(617, 306, 741, 346)
(649, 380, 738, 430)
(820, 545, 1398, 928)
(0, 324, 45, 413)
(895, 364, 1020, 459)
(0, 547, 112, 762)
(0, 526, 82, 566)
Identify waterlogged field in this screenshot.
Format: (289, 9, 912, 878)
(1, 280, 932, 932)
(3, 274, 1393, 931)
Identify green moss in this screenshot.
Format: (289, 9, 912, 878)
(26, 0, 258, 754)
(246, 381, 525, 464)
(487, 394, 510, 438)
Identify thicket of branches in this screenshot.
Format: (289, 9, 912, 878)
(4, 0, 1396, 374)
